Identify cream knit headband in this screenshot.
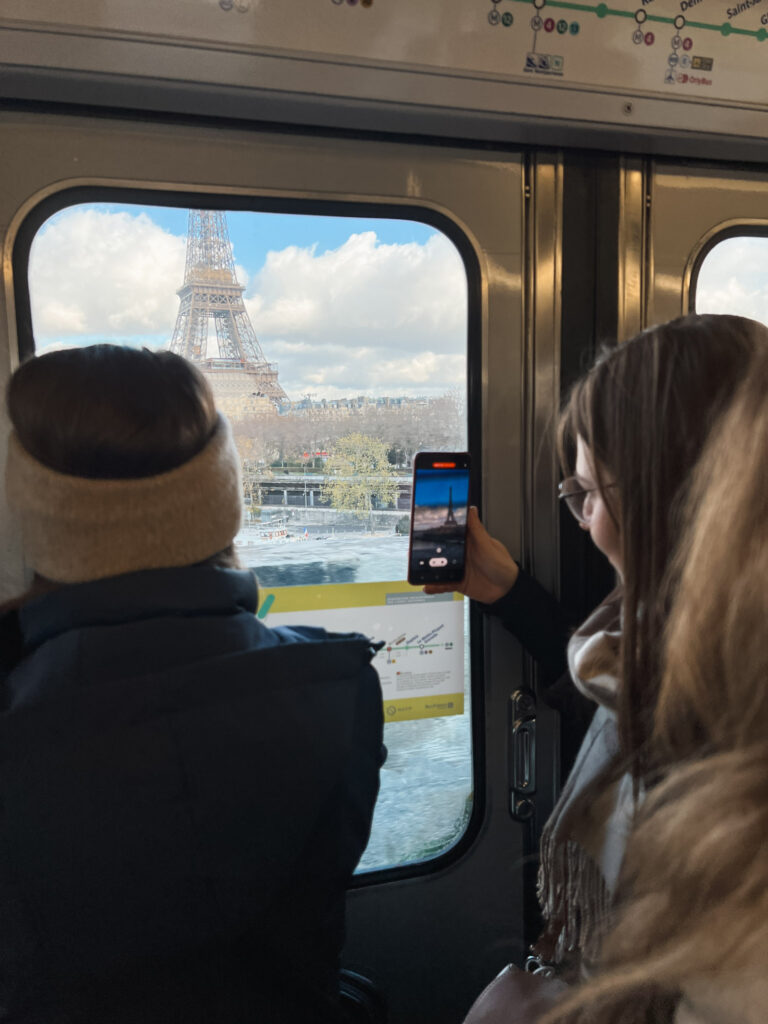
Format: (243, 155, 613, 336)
(5, 414, 242, 584)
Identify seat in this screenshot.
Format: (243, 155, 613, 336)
(339, 968, 388, 1024)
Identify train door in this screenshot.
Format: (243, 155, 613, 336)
(637, 159, 768, 324)
(0, 111, 568, 1022)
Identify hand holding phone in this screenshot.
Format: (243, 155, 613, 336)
(407, 452, 470, 585)
(423, 507, 520, 602)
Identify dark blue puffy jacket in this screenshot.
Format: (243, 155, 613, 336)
(0, 567, 383, 1024)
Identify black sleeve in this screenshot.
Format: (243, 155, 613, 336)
(0, 611, 23, 699)
(479, 571, 596, 759)
(479, 568, 570, 685)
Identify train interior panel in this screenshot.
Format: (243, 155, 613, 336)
(1, 3, 767, 1022)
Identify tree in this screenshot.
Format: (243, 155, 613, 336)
(322, 433, 399, 532)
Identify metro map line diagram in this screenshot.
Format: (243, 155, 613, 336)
(385, 626, 455, 664)
(490, 0, 768, 39)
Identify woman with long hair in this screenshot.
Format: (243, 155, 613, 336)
(442, 314, 768, 986)
(539, 340, 768, 1024)
(0, 343, 383, 1024)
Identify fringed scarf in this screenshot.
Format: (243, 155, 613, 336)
(535, 587, 641, 972)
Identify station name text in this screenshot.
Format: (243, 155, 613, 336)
(726, 0, 762, 17)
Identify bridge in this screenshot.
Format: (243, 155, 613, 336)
(247, 472, 412, 511)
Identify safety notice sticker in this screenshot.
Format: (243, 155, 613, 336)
(257, 580, 465, 722)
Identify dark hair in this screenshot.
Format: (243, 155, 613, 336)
(558, 313, 768, 779)
(8, 344, 217, 478)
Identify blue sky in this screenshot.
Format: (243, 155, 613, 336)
(414, 468, 470, 509)
(39, 203, 438, 278)
(28, 202, 468, 399)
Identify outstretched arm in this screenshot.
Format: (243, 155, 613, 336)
(424, 507, 569, 682)
(423, 507, 594, 772)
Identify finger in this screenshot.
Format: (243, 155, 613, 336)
(467, 511, 499, 555)
(466, 505, 481, 532)
(423, 584, 460, 595)
(467, 505, 492, 543)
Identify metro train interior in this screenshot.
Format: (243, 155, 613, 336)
(1, 3, 767, 1022)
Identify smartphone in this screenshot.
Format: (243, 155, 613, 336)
(407, 452, 470, 585)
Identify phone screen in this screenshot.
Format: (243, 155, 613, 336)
(407, 453, 470, 585)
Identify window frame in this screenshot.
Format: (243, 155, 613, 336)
(688, 221, 768, 314)
(12, 183, 487, 887)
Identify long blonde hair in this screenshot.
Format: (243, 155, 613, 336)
(544, 345, 768, 1022)
(558, 314, 766, 781)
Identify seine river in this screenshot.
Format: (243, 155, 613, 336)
(237, 528, 473, 872)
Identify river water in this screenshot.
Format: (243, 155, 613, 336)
(236, 529, 473, 872)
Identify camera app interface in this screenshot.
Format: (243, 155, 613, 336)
(410, 464, 469, 578)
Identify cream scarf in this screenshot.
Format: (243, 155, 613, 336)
(535, 587, 641, 970)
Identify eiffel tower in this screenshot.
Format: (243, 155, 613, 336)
(443, 486, 458, 526)
(170, 210, 287, 409)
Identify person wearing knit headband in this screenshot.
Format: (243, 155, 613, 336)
(0, 344, 384, 1024)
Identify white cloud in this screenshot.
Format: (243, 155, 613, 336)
(28, 211, 468, 398)
(248, 231, 465, 346)
(246, 231, 467, 397)
(696, 237, 768, 326)
(29, 208, 185, 342)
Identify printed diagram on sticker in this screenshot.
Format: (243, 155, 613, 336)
(259, 582, 466, 723)
(384, 625, 455, 664)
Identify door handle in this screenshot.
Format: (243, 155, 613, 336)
(509, 689, 537, 820)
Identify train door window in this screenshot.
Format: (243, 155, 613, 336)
(694, 234, 768, 324)
(25, 199, 472, 875)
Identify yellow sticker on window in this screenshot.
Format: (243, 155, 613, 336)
(257, 580, 465, 722)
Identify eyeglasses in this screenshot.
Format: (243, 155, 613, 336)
(558, 477, 617, 525)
